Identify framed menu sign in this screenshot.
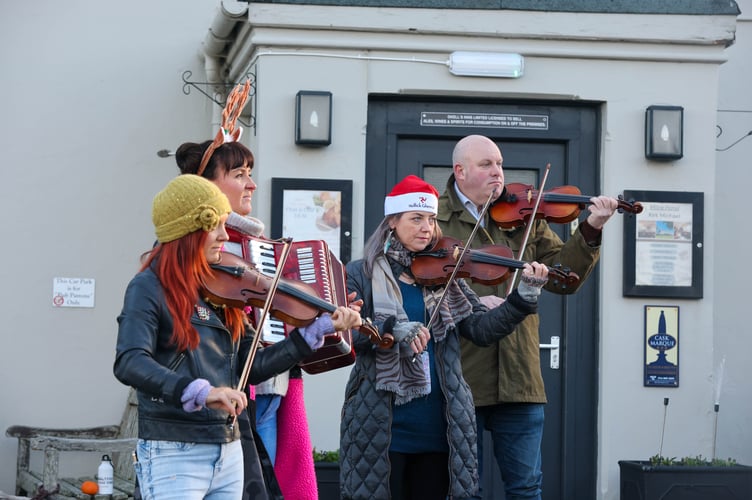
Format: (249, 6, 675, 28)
(622, 190, 703, 299)
(270, 178, 353, 264)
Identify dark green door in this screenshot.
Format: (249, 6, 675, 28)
(365, 97, 601, 500)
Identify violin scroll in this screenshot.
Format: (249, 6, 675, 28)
(616, 194, 643, 215)
(546, 264, 579, 290)
(360, 317, 394, 348)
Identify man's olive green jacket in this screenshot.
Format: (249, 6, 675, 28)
(437, 175, 601, 405)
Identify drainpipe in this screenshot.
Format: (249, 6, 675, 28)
(202, 1, 249, 129)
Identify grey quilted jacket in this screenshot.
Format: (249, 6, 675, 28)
(340, 258, 538, 499)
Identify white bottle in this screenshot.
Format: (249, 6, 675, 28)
(98, 454, 114, 495)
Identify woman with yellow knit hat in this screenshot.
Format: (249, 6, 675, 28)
(114, 174, 361, 500)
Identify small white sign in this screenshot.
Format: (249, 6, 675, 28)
(52, 277, 95, 308)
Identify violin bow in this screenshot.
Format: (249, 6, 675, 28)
(229, 238, 293, 429)
(505, 163, 551, 296)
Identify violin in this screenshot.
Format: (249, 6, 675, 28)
(201, 252, 392, 348)
(411, 237, 579, 289)
(489, 183, 643, 229)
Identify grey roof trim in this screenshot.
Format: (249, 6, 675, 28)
(248, 0, 741, 15)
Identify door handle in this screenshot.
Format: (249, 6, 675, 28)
(539, 336, 560, 370)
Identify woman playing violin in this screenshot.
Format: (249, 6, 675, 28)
(437, 134, 619, 500)
(174, 81, 328, 500)
(340, 175, 549, 500)
(114, 175, 362, 500)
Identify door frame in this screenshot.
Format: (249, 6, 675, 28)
(364, 95, 602, 500)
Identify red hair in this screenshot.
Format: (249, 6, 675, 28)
(141, 231, 245, 351)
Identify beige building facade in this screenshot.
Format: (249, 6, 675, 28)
(1, 1, 750, 498)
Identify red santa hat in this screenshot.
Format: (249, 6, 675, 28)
(384, 175, 439, 216)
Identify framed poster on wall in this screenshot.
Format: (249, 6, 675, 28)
(270, 178, 353, 264)
(623, 190, 703, 299)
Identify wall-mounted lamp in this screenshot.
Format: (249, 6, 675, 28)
(448, 51, 524, 78)
(156, 149, 175, 158)
(645, 105, 683, 161)
(295, 90, 332, 146)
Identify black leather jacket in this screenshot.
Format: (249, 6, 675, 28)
(114, 267, 313, 443)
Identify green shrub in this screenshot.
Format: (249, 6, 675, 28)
(313, 448, 339, 462)
(649, 454, 738, 467)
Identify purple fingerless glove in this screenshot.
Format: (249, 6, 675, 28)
(181, 378, 212, 412)
(298, 314, 334, 350)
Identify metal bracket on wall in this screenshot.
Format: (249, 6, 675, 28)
(181, 70, 257, 133)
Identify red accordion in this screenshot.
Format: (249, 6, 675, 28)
(245, 237, 355, 374)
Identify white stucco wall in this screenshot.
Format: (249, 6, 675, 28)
(0, 1, 747, 499)
(715, 0, 752, 471)
(232, 5, 739, 499)
(0, 0, 220, 492)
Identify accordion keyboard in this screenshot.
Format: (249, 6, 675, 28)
(292, 245, 333, 302)
(248, 239, 286, 344)
(246, 236, 355, 374)
(248, 239, 333, 344)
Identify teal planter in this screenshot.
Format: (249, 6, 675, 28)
(315, 462, 339, 500)
(619, 460, 752, 500)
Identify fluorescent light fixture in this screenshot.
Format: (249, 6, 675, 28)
(448, 51, 524, 78)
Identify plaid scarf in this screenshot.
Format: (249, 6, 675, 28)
(372, 234, 475, 405)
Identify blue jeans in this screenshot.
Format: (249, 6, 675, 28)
(255, 393, 282, 465)
(474, 403, 544, 500)
(135, 439, 243, 500)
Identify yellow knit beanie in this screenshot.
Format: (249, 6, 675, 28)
(152, 174, 231, 243)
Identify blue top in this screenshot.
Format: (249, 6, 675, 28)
(389, 281, 448, 453)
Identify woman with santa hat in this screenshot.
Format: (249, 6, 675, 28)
(339, 175, 549, 500)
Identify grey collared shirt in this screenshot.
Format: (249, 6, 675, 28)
(453, 182, 485, 227)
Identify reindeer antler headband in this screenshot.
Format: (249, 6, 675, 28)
(197, 79, 252, 177)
